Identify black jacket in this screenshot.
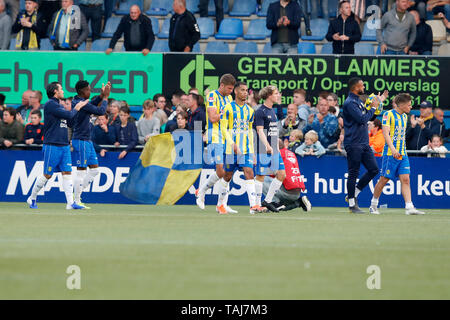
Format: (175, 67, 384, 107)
(169, 10, 200, 52)
(266, 0, 302, 45)
(109, 14, 155, 51)
(12, 10, 46, 49)
(410, 20, 432, 54)
(406, 117, 433, 150)
(326, 14, 361, 54)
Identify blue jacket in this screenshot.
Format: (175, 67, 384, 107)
(92, 124, 117, 153)
(115, 122, 138, 152)
(342, 92, 375, 147)
(266, 0, 302, 45)
(43, 97, 79, 146)
(303, 114, 339, 148)
(71, 95, 108, 141)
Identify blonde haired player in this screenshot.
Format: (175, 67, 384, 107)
(369, 93, 425, 215)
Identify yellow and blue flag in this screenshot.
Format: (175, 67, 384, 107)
(120, 132, 203, 204)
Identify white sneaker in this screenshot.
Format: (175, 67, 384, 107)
(225, 205, 238, 214)
(195, 189, 205, 210)
(301, 196, 312, 212)
(406, 208, 425, 215)
(369, 206, 380, 215)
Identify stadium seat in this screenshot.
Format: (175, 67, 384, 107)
(40, 38, 54, 51)
(355, 43, 374, 55)
(234, 42, 258, 53)
(298, 42, 316, 54)
(157, 18, 171, 39)
(91, 39, 110, 51)
(229, 0, 257, 17)
(426, 20, 447, 42)
(361, 21, 377, 41)
(244, 19, 270, 40)
(375, 45, 381, 54)
(262, 42, 272, 53)
(150, 17, 160, 34)
(192, 42, 201, 52)
(301, 19, 329, 41)
(197, 17, 215, 39)
(205, 41, 230, 53)
(438, 43, 450, 55)
(78, 42, 86, 51)
(215, 18, 243, 39)
(186, 0, 200, 14)
(151, 39, 170, 52)
(208, 0, 229, 16)
(328, 0, 338, 18)
(9, 38, 16, 50)
(146, 0, 172, 16)
(115, 0, 143, 15)
(101, 16, 121, 38)
(257, 0, 276, 17)
(321, 42, 333, 54)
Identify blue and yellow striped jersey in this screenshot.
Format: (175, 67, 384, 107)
(221, 102, 255, 155)
(382, 109, 408, 156)
(206, 90, 233, 144)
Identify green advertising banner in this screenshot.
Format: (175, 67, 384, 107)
(162, 53, 449, 109)
(0, 51, 163, 105)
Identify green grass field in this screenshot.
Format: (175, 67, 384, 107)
(0, 202, 449, 300)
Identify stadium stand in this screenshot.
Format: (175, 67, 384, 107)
(146, 0, 172, 16)
(208, 0, 229, 15)
(101, 17, 122, 38)
(197, 17, 215, 39)
(115, 0, 144, 15)
(150, 16, 160, 34)
(186, 0, 200, 14)
(157, 18, 171, 38)
(320, 42, 333, 54)
(361, 21, 377, 41)
(298, 41, 316, 54)
(257, 0, 275, 17)
(151, 39, 170, 52)
(205, 41, 230, 53)
(234, 41, 258, 53)
(262, 41, 272, 53)
(228, 0, 257, 17)
(243, 19, 270, 40)
(301, 18, 329, 41)
(91, 39, 111, 52)
(9, 38, 15, 51)
(426, 20, 447, 42)
(214, 18, 243, 40)
(40, 38, 54, 51)
(355, 42, 375, 55)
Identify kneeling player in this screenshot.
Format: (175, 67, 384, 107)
(370, 94, 425, 215)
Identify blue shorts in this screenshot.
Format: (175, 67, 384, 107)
(255, 153, 285, 176)
(72, 139, 98, 168)
(381, 155, 410, 180)
(206, 143, 225, 165)
(43, 144, 72, 175)
(224, 153, 255, 172)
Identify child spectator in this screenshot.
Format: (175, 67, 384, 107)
(368, 118, 385, 157)
(287, 129, 303, 153)
(92, 114, 117, 157)
(107, 100, 121, 126)
(295, 130, 326, 158)
(137, 99, 160, 145)
(114, 106, 138, 159)
(24, 109, 44, 145)
(420, 134, 448, 158)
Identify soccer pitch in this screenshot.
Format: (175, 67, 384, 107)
(0, 203, 449, 300)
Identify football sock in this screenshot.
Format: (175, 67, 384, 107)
(82, 168, 99, 189)
(200, 172, 219, 194)
(217, 178, 229, 206)
(62, 174, 74, 205)
(245, 179, 256, 207)
(255, 180, 263, 206)
(265, 178, 283, 203)
(349, 198, 356, 207)
(355, 187, 361, 198)
(371, 197, 379, 208)
(405, 202, 414, 209)
(30, 175, 49, 200)
(74, 170, 86, 203)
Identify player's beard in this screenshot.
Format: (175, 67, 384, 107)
(358, 89, 365, 95)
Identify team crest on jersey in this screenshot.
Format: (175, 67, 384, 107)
(383, 113, 388, 121)
(48, 167, 52, 172)
(208, 96, 215, 102)
(386, 169, 390, 174)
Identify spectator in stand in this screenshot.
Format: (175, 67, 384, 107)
(295, 130, 326, 158)
(49, 0, 89, 50)
(106, 4, 154, 55)
(114, 106, 138, 159)
(302, 95, 339, 148)
(293, 88, 314, 122)
(431, 108, 450, 139)
(39, 0, 61, 31)
(0, 0, 12, 50)
(420, 134, 448, 158)
(5, 0, 20, 22)
(137, 99, 160, 145)
(427, 0, 450, 17)
(437, 12, 450, 27)
(107, 100, 121, 126)
(409, 10, 433, 55)
(19, 90, 44, 125)
(165, 104, 188, 133)
(247, 89, 261, 110)
(92, 113, 117, 157)
(279, 103, 305, 141)
(327, 93, 340, 116)
(368, 118, 385, 157)
(181, 93, 190, 107)
(153, 94, 171, 118)
(104, 0, 119, 24)
(377, 0, 416, 55)
(298, 0, 312, 35)
(0, 93, 5, 120)
(173, 110, 189, 132)
(187, 92, 206, 132)
(199, 0, 222, 32)
(287, 129, 303, 153)
(326, 0, 361, 54)
(406, 100, 434, 151)
(15, 89, 33, 124)
(24, 109, 44, 145)
(267, 0, 303, 54)
(153, 97, 169, 128)
(79, 0, 103, 41)
(169, 0, 200, 52)
(407, 0, 428, 19)
(171, 89, 185, 110)
(12, 0, 46, 50)
(0, 107, 24, 148)
(311, 0, 328, 19)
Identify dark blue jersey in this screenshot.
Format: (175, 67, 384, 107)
(24, 122, 44, 144)
(342, 92, 375, 147)
(71, 96, 108, 141)
(43, 98, 78, 146)
(254, 104, 279, 154)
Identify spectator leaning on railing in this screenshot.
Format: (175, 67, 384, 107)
(406, 100, 434, 151)
(420, 134, 448, 158)
(0, 107, 24, 148)
(92, 113, 117, 157)
(137, 99, 160, 145)
(24, 109, 44, 145)
(114, 106, 138, 159)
